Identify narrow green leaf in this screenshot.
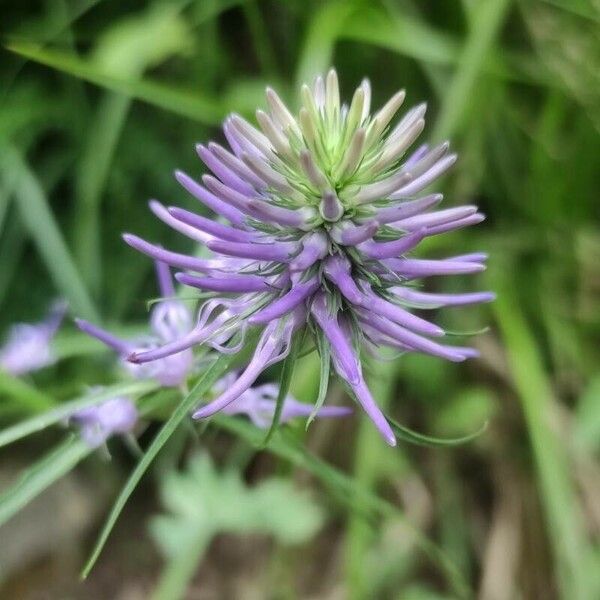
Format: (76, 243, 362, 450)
(295, 0, 353, 87)
(0, 379, 157, 449)
(444, 326, 491, 337)
(73, 2, 199, 292)
(262, 329, 306, 445)
(433, 0, 512, 140)
(0, 181, 11, 235)
(1, 0, 102, 96)
(74, 94, 130, 294)
(341, 5, 539, 87)
(81, 353, 233, 579)
(52, 329, 119, 360)
(0, 369, 55, 413)
(387, 415, 488, 448)
(0, 435, 91, 527)
(242, 0, 279, 78)
(341, 6, 460, 67)
(306, 330, 330, 429)
(0, 216, 25, 309)
(297, 344, 317, 359)
(542, 0, 600, 22)
(574, 376, 600, 452)
(191, 0, 249, 26)
(0, 146, 98, 320)
(4, 41, 223, 125)
(490, 260, 593, 599)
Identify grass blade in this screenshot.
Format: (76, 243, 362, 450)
(0, 215, 25, 309)
(4, 41, 223, 125)
(74, 93, 130, 294)
(0, 435, 91, 527)
(0, 379, 158, 449)
(262, 329, 305, 445)
(306, 330, 330, 429)
(72, 1, 207, 292)
(0, 146, 98, 321)
(0, 180, 11, 235)
(433, 0, 512, 140)
(342, 6, 459, 67)
(295, 0, 352, 87)
(490, 260, 593, 600)
(0, 370, 55, 414)
(387, 415, 488, 447)
(80, 353, 233, 579)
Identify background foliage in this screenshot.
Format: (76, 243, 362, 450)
(1, 1, 599, 598)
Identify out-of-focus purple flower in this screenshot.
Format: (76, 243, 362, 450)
(213, 372, 352, 428)
(0, 301, 67, 376)
(70, 395, 138, 447)
(76, 261, 194, 387)
(119, 69, 494, 445)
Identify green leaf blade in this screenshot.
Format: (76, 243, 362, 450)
(0, 378, 158, 449)
(306, 330, 330, 429)
(262, 329, 306, 446)
(387, 415, 488, 448)
(81, 354, 234, 579)
(0, 435, 91, 527)
(1, 146, 98, 321)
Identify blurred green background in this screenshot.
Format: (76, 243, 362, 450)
(1, 1, 599, 598)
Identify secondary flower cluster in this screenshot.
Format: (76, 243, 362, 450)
(70, 395, 138, 448)
(0, 300, 67, 376)
(77, 261, 349, 439)
(77, 261, 194, 388)
(216, 372, 352, 428)
(85, 70, 493, 446)
(1, 274, 346, 449)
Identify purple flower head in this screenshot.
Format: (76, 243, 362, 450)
(213, 372, 352, 428)
(122, 70, 494, 445)
(70, 395, 138, 447)
(0, 300, 67, 376)
(76, 261, 194, 387)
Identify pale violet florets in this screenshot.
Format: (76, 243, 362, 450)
(216, 372, 352, 428)
(76, 261, 349, 433)
(0, 300, 67, 376)
(70, 395, 138, 448)
(103, 69, 493, 446)
(76, 261, 194, 387)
